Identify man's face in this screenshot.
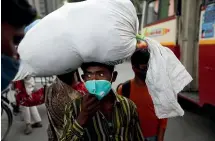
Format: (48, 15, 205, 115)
(82, 66, 117, 82)
(133, 64, 148, 80)
(1, 23, 25, 59)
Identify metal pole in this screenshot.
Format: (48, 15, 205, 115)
(33, 0, 36, 7)
(44, 0, 49, 15)
(140, 1, 147, 34)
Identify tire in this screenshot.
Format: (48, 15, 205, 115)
(1, 103, 13, 141)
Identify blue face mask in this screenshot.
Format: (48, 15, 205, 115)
(1, 55, 20, 91)
(85, 80, 112, 100)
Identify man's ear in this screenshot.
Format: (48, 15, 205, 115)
(111, 71, 118, 82)
(132, 65, 139, 73)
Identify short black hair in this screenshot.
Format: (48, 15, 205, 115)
(2, 0, 37, 28)
(81, 62, 115, 73)
(131, 48, 150, 67)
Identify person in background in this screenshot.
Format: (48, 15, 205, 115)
(14, 76, 43, 135)
(117, 49, 168, 141)
(60, 62, 144, 141)
(45, 70, 87, 141)
(57, 70, 87, 96)
(1, 0, 36, 91)
(13, 18, 42, 127)
(13, 19, 41, 117)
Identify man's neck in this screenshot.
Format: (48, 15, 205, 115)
(101, 91, 115, 104)
(134, 76, 146, 86)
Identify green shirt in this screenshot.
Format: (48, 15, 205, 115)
(60, 92, 144, 141)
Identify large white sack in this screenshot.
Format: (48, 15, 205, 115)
(16, 0, 138, 79)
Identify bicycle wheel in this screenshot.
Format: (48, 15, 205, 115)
(1, 103, 13, 141)
(1, 107, 3, 115)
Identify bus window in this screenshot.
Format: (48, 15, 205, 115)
(131, 0, 144, 29)
(168, 0, 175, 16)
(146, 1, 159, 25)
(145, 0, 175, 25)
(132, 0, 144, 15)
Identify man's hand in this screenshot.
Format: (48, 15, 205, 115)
(77, 94, 100, 126)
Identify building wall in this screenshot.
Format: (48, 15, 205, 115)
(28, 0, 63, 17)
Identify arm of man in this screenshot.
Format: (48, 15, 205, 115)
(60, 95, 100, 141)
(157, 119, 168, 141)
(60, 102, 84, 141)
(131, 102, 145, 141)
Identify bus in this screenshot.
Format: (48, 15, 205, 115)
(135, 0, 215, 107)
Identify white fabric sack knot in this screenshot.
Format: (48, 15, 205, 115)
(144, 37, 193, 119)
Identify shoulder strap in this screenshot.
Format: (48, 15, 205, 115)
(121, 80, 131, 98)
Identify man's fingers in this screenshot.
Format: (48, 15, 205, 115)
(84, 95, 99, 104)
(82, 94, 100, 114)
(93, 105, 100, 112)
(88, 97, 99, 104)
(87, 101, 100, 111)
(89, 105, 100, 116)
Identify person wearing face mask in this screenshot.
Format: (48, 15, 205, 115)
(117, 48, 168, 141)
(1, 0, 36, 91)
(60, 62, 144, 141)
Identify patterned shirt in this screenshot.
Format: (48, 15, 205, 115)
(45, 78, 82, 141)
(60, 91, 144, 141)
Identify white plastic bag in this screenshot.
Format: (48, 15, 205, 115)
(145, 37, 192, 118)
(16, 0, 138, 79)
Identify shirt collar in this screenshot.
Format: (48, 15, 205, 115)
(111, 89, 124, 105)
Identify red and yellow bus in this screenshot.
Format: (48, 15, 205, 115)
(136, 0, 215, 107)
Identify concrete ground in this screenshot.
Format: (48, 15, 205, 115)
(2, 62, 215, 141)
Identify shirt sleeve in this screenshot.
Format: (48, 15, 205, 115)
(60, 103, 84, 141)
(159, 118, 168, 129)
(131, 102, 145, 141)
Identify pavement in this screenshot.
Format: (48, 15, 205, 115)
(2, 62, 215, 141)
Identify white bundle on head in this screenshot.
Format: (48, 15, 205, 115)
(15, 0, 138, 80)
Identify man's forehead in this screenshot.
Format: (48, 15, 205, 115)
(85, 66, 108, 73)
(139, 64, 147, 66)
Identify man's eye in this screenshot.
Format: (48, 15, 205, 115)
(99, 73, 104, 77)
(87, 74, 91, 78)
